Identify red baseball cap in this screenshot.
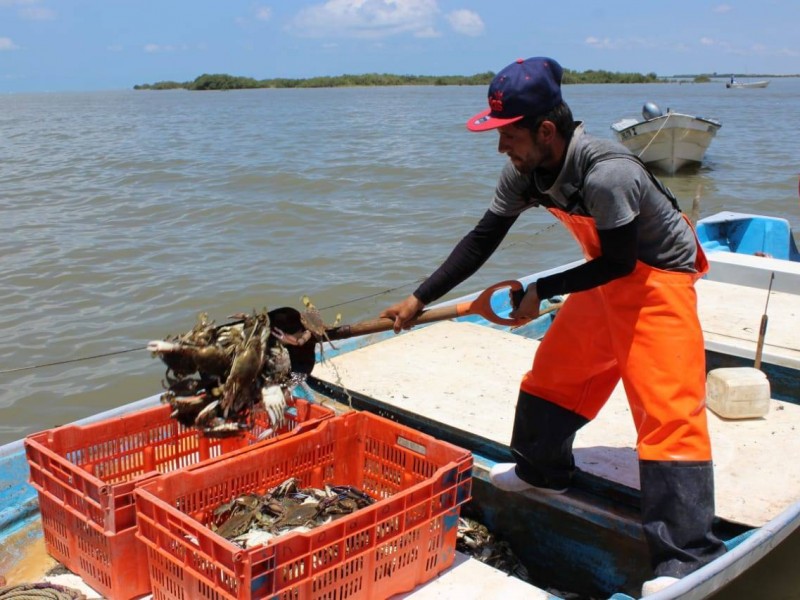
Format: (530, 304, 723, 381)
(467, 57, 564, 132)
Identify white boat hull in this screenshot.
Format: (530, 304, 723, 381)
(611, 112, 722, 174)
(726, 80, 769, 89)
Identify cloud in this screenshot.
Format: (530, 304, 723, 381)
(236, 5, 273, 28)
(143, 44, 189, 53)
(700, 37, 799, 59)
(585, 36, 617, 50)
(585, 35, 686, 53)
(18, 5, 55, 20)
(713, 4, 732, 14)
(445, 9, 483, 36)
(255, 6, 272, 21)
(0, 36, 19, 50)
(0, 0, 56, 20)
(415, 27, 440, 38)
(288, 0, 440, 39)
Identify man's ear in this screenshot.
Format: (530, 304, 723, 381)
(537, 119, 557, 143)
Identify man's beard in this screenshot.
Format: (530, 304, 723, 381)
(519, 144, 554, 174)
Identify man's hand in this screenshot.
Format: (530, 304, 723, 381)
(509, 284, 541, 321)
(380, 295, 425, 333)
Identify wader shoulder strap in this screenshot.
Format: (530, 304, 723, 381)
(565, 153, 682, 214)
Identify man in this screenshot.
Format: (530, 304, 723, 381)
(380, 57, 726, 596)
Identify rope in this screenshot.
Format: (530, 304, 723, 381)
(0, 583, 87, 600)
(636, 111, 671, 159)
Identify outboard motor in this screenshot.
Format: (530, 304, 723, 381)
(642, 102, 663, 120)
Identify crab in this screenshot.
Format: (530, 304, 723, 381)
(150, 306, 316, 435)
(299, 295, 342, 343)
(211, 494, 264, 539)
(206, 478, 377, 549)
(163, 393, 207, 426)
(220, 322, 265, 418)
(317, 485, 375, 519)
(455, 516, 531, 582)
(146, 338, 233, 381)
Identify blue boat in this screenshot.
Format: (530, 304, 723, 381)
(696, 211, 800, 263)
(2, 211, 799, 599)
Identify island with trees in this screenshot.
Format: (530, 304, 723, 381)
(133, 69, 661, 91)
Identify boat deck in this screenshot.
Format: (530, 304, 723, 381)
(6, 275, 799, 599)
(314, 277, 800, 530)
(697, 277, 800, 368)
(18, 548, 545, 600)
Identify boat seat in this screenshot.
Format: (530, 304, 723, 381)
(697, 214, 798, 260)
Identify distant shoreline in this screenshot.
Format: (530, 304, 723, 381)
(133, 69, 663, 91)
(134, 72, 799, 91)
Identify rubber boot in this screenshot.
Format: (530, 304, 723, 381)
(640, 460, 727, 578)
(510, 391, 590, 491)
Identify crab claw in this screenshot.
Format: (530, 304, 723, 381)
(194, 399, 220, 426)
(272, 328, 313, 347)
(147, 340, 179, 354)
(262, 385, 287, 430)
(227, 312, 251, 322)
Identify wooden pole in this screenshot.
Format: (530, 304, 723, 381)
(754, 272, 775, 370)
(690, 184, 702, 227)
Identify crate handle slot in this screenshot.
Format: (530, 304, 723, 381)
(396, 436, 427, 456)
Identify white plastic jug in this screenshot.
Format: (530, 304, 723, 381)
(706, 367, 770, 419)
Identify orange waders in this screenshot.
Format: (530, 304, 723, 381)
(510, 208, 726, 577)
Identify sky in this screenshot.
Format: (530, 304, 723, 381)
(1, 0, 798, 93)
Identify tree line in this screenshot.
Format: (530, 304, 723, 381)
(133, 69, 660, 91)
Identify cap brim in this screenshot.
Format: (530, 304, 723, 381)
(466, 108, 524, 132)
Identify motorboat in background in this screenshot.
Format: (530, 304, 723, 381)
(611, 102, 722, 175)
(726, 78, 769, 89)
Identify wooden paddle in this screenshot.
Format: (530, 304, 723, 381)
(274, 280, 565, 374)
(325, 279, 545, 341)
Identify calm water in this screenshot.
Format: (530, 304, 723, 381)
(2, 79, 800, 445)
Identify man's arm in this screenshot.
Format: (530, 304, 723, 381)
(381, 209, 517, 331)
(414, 209, 518, 303)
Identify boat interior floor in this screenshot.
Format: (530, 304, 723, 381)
(313, 312, 800, 530)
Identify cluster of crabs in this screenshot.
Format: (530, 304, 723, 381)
(147, 298, 336, 437)
(456, 515, 530, 582)
(206, 477, 375, 548)
(205, 476, 531, 572)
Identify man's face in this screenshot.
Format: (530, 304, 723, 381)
(496, 123, 553, 173)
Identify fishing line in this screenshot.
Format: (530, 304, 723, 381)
(0, 220, 562, 375)
(0, 347, 146, 374)
(0, 278, 426, 375)
(318, 277, 426, 309)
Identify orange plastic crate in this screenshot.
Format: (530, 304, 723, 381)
(25, 397, 334, 600)
(134, 411, 473, 600)
(37, 489, 149, 599)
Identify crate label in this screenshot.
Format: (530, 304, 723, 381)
(396, 436, 426, 456)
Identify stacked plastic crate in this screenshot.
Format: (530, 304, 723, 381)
(134, 410, 473, 600)
(24, 398, 334, 599)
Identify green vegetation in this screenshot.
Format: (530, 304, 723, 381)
(134, 69, 660, 91)
(562, 69, 659, 84)
(693, 75, 712, 83)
